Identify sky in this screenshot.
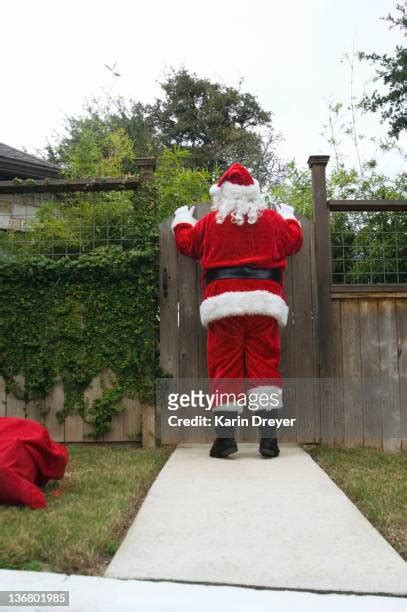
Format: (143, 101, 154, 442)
(1, 0, 405, 175)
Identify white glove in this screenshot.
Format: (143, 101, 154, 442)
(174, 205, 196, 217)
(171, 205, 197, 233)
(275, 203, 301, 225)
(275, 203, 295, 218)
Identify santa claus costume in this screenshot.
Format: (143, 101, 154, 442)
(172, 163, 303, 458)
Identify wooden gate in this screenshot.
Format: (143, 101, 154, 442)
(159, 203, 320, 443)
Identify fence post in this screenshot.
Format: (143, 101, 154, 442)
(135, 157, 156, 178)
(308, 155, 342, 445)
(308, 155, 330, 373)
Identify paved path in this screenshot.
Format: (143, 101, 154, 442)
(106, 443, 407, 595)
(1, 569, 406, 611)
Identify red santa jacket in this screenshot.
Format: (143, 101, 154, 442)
(172, 206, 303, 327)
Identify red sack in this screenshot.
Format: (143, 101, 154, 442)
(0, 417, 68, 509)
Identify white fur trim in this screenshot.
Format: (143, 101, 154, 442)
(219, 179, 260, 198)
(212, 403, 244, 414)
(247, 386, 283, 410)
(200, 290, 289, 327)
(209, 184, 221, 197)
(282, 213, 301, 226)
(171, 211, 197, 233)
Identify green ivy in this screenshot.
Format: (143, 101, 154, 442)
(0, 185, 160, 439)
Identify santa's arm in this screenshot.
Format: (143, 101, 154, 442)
(171, 205, 203, 260)
(276, 204, 303, 255)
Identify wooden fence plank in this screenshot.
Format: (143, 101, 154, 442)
(178, 253, 199, 380)
(396, 299, 407, 450)
(142, 404, 156, 448)
(64, 416, 84, 442)
(64, 383, 85, 444)
(378, 300, 401, 452)
(178, 224, 201, 442)
(292, 215, 317, 443)
(360, 300, 383, 449)
(280, 243, 297, 442)
(82, 375, 102, 441)
(159, 217, 180, 378)
(101, 371, 128, 443)
(319, 300, 343, 446)
(341, 300, 363, 447)
(44, 379, 65, 442)
(196, 203, 210, 382)
(25, 399, 44, 424)
(121, 397, 142, 443)
(309, 216, 321, 443)
(6, 375, 26, 418)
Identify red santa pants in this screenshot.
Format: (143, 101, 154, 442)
(207, 314, 282, 410)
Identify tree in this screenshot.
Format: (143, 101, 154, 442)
(47, 69, 283, 187)
(147, 68, 283, 185)
(46, 98, 157, 174)
(359, 3, 407, 138)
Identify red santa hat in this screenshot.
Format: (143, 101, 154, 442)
(209, 163, 260, 198)
(209, 163, 265, 225)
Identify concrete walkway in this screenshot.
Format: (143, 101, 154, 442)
(0, 569, 406, 612)
(106, 443, 407, 596)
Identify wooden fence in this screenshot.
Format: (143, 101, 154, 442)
(0, 370, 142, 443)
(309, 156, 407, 452)
(159, 156, 407, 451)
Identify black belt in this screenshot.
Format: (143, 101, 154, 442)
(205, 265, 282, 286)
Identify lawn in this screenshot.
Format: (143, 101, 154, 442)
(307, 445, 407, 560)
(0, 444, 173, 575)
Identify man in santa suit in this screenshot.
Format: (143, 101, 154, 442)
(172, 163, 303, 458)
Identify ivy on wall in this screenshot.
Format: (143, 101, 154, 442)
(0, 180, 160, 438)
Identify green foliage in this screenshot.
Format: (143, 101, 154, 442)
(269, 161, 312, 216)
(66, 127, 135, 179)
(155, 147, 210, 220)
(86, 385, 125, 438)
(331, 209, 406, 284)
(0, 245, 158, 439)
(0, 133, 160, 438)
(269, 160, 407, 284)
(359, 3, 407, 138)
(46, 97, 157, 170)
(270, 159, 407, 212)
(0, 146, 209, 259)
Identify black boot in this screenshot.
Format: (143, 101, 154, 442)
(210, 437, 238, 458)
(257, 409, 280, 458)
(259, 437, 280, 458)
(210, 410, 238, 458)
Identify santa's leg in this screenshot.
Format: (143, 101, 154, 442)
(244, 314, 282, 457)
(207, 316, 245, 458)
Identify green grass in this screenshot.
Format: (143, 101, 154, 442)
(307, 445, 407, 560)
(0, 444, 173, 575)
